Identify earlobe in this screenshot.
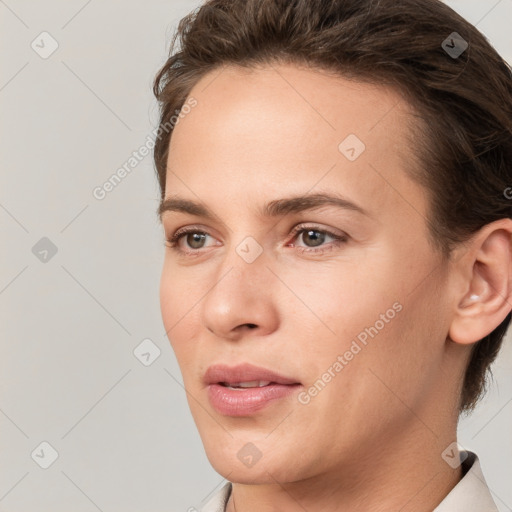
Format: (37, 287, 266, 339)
(449, 222, 512, 345)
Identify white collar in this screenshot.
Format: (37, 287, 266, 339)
(433, 451, 498, 511)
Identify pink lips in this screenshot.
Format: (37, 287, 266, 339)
(204, 363, 302, 416)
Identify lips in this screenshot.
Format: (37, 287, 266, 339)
(204, 363, 302, 416)
(203, 362, 301, 387)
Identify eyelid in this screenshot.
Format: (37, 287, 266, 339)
(288, 223, 346, 242)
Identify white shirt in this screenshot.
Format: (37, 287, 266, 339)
(199, 451, 498, 511)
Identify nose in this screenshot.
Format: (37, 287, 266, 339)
(201, 251, 279, 341)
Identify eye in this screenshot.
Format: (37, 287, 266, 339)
(165, 224, 348, 256)
(288, 225, 348, 254)
(165, 226, 216, 255)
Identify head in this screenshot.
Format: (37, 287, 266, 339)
(154, 0, 512, 484)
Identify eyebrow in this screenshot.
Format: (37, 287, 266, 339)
(157, 192, 369, 223)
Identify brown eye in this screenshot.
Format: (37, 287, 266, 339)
(289, 225, 348, 255)
(300, 229, 327, 247)
(166, 228, 214, 255)
(185, 232, 207, 249)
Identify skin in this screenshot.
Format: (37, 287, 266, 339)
(158, 62, 512, 512)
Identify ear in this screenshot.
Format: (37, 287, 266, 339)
(449, 219, 512, 345)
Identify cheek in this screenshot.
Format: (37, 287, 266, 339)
(335, 284, 446, 417)
(159, 263, 201, 358)
(159, 266, 178, 334)
(283, 270, 406, 406)
(160, 259, 203, 322)
(292, 309, 422, 457)
(290, 260, 434, 414)
(280, 259, 400, 346)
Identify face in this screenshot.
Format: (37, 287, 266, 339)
(159, 63, 457, 484)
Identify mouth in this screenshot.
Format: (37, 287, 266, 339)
(204, 363, 302, 416)
(203, 362, 301, 387)
(219, 380, 281, 389)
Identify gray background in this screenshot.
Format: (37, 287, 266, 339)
(0, 1, 511, 511)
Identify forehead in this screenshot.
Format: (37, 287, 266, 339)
(171, 62, 414, 138)
(165, 62, 427, 222)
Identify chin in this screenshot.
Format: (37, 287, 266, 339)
(205, 445, 308, 485)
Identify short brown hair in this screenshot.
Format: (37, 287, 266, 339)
(152, 0, 512, 412)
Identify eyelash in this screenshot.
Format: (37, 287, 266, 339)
(165, 224, 348, 256)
